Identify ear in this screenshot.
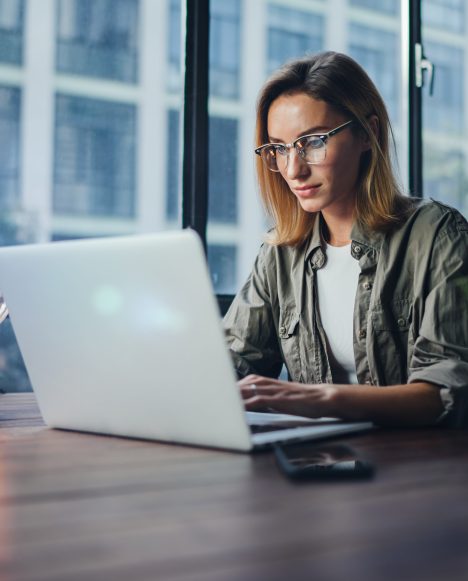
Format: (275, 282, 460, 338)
(361, 115, 379, 151)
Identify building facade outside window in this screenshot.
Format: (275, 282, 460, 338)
(0, 85, 20, 215)
(267, 6, 324, 74)
(349, 24, 400, 123)
(54, 95, 137, 218)
(56, 0, 139, 83)
(0, 0, 24, 65)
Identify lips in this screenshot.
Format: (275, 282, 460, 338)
(293, 184, 321, 197)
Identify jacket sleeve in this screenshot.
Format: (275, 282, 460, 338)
(223, 245, 283, 380)
(408, 209, 468, 427)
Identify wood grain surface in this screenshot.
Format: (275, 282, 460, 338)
(1, 393, 467, 581)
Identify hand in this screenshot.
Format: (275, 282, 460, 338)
(238, 374, 337, 418)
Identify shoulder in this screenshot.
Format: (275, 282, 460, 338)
(407, 199, 467, 236)
(390, 199, 468, 250)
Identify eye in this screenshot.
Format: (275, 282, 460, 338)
(275, 144, 288, 156)
(301, 136, 323, 150)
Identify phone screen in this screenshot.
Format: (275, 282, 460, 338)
(274, 442, 374, 479)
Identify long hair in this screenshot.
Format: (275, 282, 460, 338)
(255, 51, 413, 246)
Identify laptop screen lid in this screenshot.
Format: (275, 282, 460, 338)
(0, 230, 254, 450)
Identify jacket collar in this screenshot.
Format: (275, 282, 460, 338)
(305, 213, 385, 268)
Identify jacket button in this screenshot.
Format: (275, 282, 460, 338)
(358, 329, 367, 339)
(353, 244, 362, 255)
(279, 326, 286, 335)
(397, 318, 406, 327)
(363, 281, 372, 291)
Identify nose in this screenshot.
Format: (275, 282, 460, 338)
(285, 149, 309, 180)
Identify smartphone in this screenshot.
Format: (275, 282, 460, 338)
(273, 442, 374, 480)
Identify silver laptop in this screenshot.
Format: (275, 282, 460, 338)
(0, 230, 373, 451)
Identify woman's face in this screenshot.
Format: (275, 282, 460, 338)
(267, 92, 368, 217)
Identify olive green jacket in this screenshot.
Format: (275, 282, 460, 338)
(224, 201, 468, 427)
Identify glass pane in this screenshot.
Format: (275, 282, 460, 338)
(0, 0, 24, 65)
(208, 0, 404, 295)
(422, 0, 467, 215)
(0, 0, 184, 392)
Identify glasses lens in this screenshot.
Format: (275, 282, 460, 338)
(298, 136, 326, 164)
(261, 146, 280, 171)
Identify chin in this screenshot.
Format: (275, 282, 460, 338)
(298, 198, 325, 214)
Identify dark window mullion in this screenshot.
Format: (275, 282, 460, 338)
(181, 0, 210, 252)
(408, 0, 423, 197)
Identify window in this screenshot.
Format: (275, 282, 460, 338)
(423, 43, 463, 133)
(209, 116, 238, 224)
(423, 0, 465, 33)
(0, 0, 24, 65)
(268, 6, 324, 73)
(166, 109, 180, 222)
(168, 0, 182, 91)
(207, 244, 237, 295)
(210, 0, 241, 99)
(349, 0, 398, 15)
(0, 85, 20, 215)
(349, 24, 400, 123)
(423, 1, 467, 215)
(54, 94, 137, 218)
(56, 0, 139, 83)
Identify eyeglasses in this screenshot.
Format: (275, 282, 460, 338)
(255, 120, 354, 172)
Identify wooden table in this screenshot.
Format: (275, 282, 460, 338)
(1, 393, 468, 581)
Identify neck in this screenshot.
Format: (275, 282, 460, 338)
(321, 208, 354, 247)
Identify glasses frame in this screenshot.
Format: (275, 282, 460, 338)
(255, 119, 355, 172)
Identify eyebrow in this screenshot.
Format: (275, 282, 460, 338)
(267, 126, 330, 143)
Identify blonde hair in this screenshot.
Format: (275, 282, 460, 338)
(255, 51, 413, 246)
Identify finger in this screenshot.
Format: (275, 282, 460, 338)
(240, 384, 291, 399)
(244, 395, 320, 417)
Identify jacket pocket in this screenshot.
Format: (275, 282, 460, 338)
(371, 299, 412, 385)
(372, 299, 412, 332)
(278, 309, 301, 380)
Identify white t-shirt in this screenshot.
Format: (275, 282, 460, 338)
(316, 243, 360, 384)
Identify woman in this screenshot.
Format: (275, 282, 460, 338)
(224, 51, 468, 427)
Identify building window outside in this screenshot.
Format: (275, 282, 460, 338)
(210, 0, 241, 99)
(423, 0, 465, 34)
(423, 42, 464, 133)
(166, 108, 180, 221)
(56, 0, 139, 83)
(0, 85, 20, 215)
(349, 0, 398, 15)
(207, 244, 237, 294)
(168, 0, 182, 92)
(268, 6, 324, 74)
(424, 148, 466, 214)
(349, 23, 399, 124)
(54, 94, 137, 218)
(209, 116, 238, 224)
(0, 0, 24, 65)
